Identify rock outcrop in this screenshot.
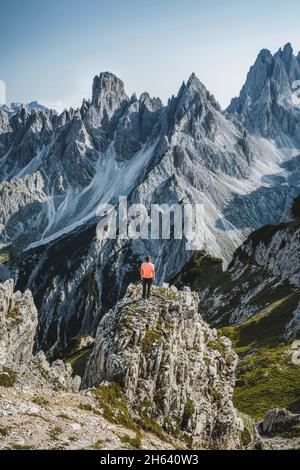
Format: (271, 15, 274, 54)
(0, 279, 80, 392)
(256, 408, 300, 450)
(83, 284, 244, 449)
(257, 408, 300, 435)
(0, 280, 247, 450)
(0, 280, 187, 450)
(0, 279, 38, 366)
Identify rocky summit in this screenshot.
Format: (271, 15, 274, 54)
(83, 284, 248, 449)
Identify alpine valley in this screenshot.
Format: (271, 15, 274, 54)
(0, 43, 300, 450)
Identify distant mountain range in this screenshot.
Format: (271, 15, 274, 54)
(0, 43, 300, 352)
(0, 100, 48, 117)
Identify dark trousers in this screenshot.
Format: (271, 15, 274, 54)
(142, 278, 153, 299)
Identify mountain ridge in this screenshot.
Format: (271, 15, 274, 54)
(0, 44, 300, 351)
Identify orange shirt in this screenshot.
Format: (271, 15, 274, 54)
(141, 262, 155, 279)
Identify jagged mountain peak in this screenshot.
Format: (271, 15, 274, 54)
(256, 48, 273, 61)
(0, 50, 299, 355)
(139, 91, 163, 110)
(181, 72, 209, 96)
(276, 42, 294, 60)
(186, 71, 202, 87)
(91, 71, 128, 107)
(90, 71, 129, 133)
(227, 42, 300, 139)
(181, 73, 221, 111)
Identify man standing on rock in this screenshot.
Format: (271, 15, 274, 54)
(140, 256, 155, 300)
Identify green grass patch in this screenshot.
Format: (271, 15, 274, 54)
(0, 252, 10, 264)
(208, 338, 227, 355)
(238, 412, 254, 447)
(169, 250, 226, 293)
(32, 395, 49, 406)
(0, 367, 17, 387)
(91, 439, 104, 449)
(137, 412, 166, 440)
(49, 425, 63, 441)
(233, 345, 300, 420)
(219, 291, 300, 354)
(140, 330, 162, 354)
(93, 383, 138, 431)
(78, 402, 100, 414)
(217, 291, 300, 421)
(10, 444, 33, 450)
(183, 398, 195, 419)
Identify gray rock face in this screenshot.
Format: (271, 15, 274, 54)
(0, 172, 48, 249)
(172, 202, 300, 337)
(15, 350, 81, 393)
(215, 217, 300, 326)
(233, 222, 300, 289)
(0, 280, 185, 450)
(227, 43, 300, 140)
(285, 302, 300, 340)
(92, 72, 128, 121)
(0, 279, 80, 392)
(1, 61, 297, 256)
(0, 279, 38, 366)
(83, 284, 244, 449)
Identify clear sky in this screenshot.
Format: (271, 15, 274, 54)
(1, 0, 300, 111)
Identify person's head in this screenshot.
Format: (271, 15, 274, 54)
(145, 255, 150, 262)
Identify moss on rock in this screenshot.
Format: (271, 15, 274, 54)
(140, 329, 162, 354)
(0, 367, 17, 387)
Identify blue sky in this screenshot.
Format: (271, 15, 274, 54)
(1, 0, 300, 110)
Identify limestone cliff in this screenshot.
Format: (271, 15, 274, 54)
(0, 279, 38, 366)
(83, 284, 245, 449)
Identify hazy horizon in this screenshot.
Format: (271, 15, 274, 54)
(1, 0, 300, 112)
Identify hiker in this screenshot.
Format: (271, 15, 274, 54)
(140, 255, 155, 299)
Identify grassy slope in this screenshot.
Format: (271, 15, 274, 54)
(170, 217, 300, 421)
(219, 291, 300, 420)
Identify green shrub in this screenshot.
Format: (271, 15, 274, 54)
(93, 383, 137, 431)
(120, 432, 142, 449)
(0, 367, 17, 387)
(140, 330, 162, 354)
